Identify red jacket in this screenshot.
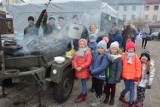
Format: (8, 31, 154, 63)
(73, 48, 92, 79)
(121, 53, 142, 80)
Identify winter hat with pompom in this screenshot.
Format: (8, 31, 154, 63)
(110, 41, 119, 49)
(125, 39, 136, 52)
(140, 50, 150, 61)
(97, 40, 107, 51)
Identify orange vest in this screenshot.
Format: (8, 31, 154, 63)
(121, 53, 142, 80)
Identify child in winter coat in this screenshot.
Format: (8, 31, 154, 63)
(119, 39, 142, 107)
(134, 50, 155, 107)
(88, 35, 97, 92)
(73, 39, 92, 103)
(89, 40, 109, 107)
(104, 41, 122, 105)
(88, 35, 97, 57)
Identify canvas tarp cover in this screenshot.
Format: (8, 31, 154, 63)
(8, 0, 118, 34)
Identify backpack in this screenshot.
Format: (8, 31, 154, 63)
(106, 66, 110, 79)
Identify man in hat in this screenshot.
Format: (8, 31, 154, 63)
(24, 9, 46, 37)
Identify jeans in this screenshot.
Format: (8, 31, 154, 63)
(81, 79, 87, 94)
(142, 38, 147, 49)
(121, 79, 135, 103)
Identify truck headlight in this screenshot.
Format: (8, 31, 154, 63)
(52, 69, 57, 74)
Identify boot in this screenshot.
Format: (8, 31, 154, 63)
(103, 96, 109, 104)
(75, 93, 86, 103)
(109, 96, 114, 105)
(119, 94, 127, 103)
(134, 99, 139, 105)
(122, 102, 133, 107)
(135, 101, 143, 107)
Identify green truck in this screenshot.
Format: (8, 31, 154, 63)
(0, 34, 74, 106)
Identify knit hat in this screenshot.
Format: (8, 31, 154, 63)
(125, 39, 136, 52)
(103, 37, 109, 43)
(89, 35, 96, 40)
(97, 40, 107, 51)
(140, 50, 150, 61)
(28, 16, 34, 21)
(49, 16, 55, 20)
(78, 39, 87, 47)
(110, 41, 119, 49)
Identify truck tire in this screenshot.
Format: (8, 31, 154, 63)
(2, 79, 14, 87)
(53, 67, 74, 103)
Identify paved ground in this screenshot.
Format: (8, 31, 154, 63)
(0, 40, 160, 107)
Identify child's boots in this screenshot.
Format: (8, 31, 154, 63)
(109, 96, 114, 105)
(119, 94, 127, 103)
(75, 93, 87, 103)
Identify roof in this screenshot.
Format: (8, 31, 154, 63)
(143, 0, 160, 4)
(105, 0, 142, 5)
(105, 0, 160, 5)
(9, 0, 102, 13)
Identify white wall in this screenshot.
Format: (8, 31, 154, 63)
(110, 4, 160, 22)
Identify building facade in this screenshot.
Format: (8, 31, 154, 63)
(1, 0, 24, 12)
(105, 0, 160, 31)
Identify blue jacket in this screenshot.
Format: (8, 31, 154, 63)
(89, 53, 109, 80)
(109, 32, 123, 48)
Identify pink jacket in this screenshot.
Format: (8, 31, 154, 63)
(73, 48, 92, 79)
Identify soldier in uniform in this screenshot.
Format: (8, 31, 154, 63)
(24, 10, 46, 38)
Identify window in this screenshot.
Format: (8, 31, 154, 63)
(153, 15, 157, 21)
(123, 5, 127, 11)
(131, 15, 135, 20)
(144, 15, 148, 20)
(154, 5, 159, 11)
(132, 6, 136, 11)
(144, 6, 149, 11)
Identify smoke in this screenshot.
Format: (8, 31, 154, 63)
(12, 27, 71, 56)
(10, 11, 121, 56)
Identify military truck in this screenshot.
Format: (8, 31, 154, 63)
(0, 31, 74, 105)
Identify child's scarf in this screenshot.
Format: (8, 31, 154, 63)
(126, 52, 135, 64)
(77, 47, 88, 57)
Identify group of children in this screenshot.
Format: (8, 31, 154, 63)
(72, 35, 155, 107)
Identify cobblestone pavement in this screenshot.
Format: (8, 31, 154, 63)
(0, 40, 160, 107)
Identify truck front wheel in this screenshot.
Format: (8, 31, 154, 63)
(53, 67, 74, 103)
